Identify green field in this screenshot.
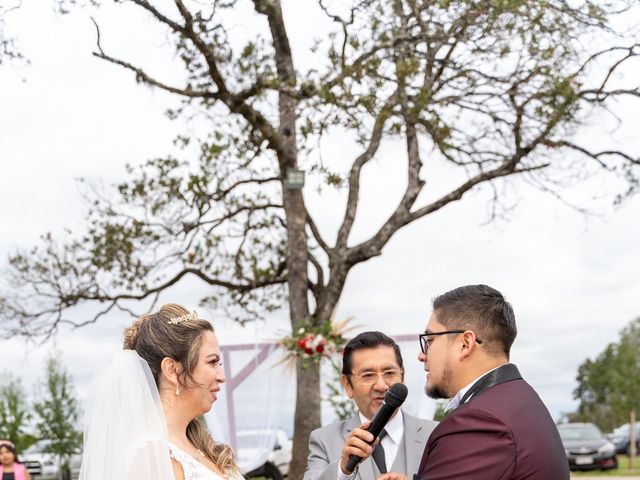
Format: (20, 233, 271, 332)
(571, 455, 640, 477)
(247, 455, 640, 479)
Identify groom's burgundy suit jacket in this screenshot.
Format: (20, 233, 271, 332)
(417, 365, 569, 480)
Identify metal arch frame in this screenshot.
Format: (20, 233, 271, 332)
(219, 334, 418, 449)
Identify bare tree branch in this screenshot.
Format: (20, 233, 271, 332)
(124, 0, 286, 155)
(545, 140, 639, 166)
(305, 211, 331, 254)
(335, 91, 398, 248)
(307, 250, 325, 290)
(92, 22, 216, 99)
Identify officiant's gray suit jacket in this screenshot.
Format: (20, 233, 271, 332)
(304, 411, 437, 480)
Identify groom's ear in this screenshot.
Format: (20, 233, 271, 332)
(160, 356, 181, 385)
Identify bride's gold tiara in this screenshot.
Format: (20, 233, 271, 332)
(167, 311, 198, 325)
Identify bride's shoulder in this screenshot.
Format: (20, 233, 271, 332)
(170, 450, 186, 480)
(168, 442, 234, 480)
(168, 441, 192, 464)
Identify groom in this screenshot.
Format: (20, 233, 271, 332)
(416, 284, 569, 479)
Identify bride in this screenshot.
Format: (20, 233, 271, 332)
(79, 304, 243, 480)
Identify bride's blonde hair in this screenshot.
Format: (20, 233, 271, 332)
(123, 303, 239, 475)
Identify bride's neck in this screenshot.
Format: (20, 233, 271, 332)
(162, 395, 194, 442)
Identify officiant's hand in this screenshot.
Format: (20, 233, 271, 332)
(377, 473, 406, 480)
(339, 420, 378, 474)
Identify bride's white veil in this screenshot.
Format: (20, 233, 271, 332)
(79, 349, 174, 480)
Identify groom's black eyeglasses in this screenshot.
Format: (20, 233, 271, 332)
(419, 330, 483, 354)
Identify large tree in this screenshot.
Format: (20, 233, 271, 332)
(2, 0, 639, 476)
(0, 375, 35, 452)
(32, 353, 83, 462)
(572, 318, 640, 433)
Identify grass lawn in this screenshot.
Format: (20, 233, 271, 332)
(571, 455, 640, 477)
(248, 455, 640, 479)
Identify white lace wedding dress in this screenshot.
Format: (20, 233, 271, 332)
(169, 443, 244, 480)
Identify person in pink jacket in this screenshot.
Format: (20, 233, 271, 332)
(0, 440, 31, 480)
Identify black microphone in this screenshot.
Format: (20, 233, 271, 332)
(344, 382, 408, 474)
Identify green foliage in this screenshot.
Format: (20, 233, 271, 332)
(325, 359, 357, 422)
(1, 0, 638, 340)
(572, 318, 640, 432)
(32, 353, 82, 459)
(0, 374, 35, 452)
(325, 173, 344, 187)
(432, 400, 449, 422)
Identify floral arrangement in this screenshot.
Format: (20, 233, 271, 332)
(277, 314, 360, 419)
(277, 315, 358, 366)
(298, 331, 330, 355)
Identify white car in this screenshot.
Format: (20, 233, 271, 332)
(237, 429, 291, 479)
(21, 440, 81, 480)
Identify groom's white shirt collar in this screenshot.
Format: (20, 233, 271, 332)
(445, 364, 505, 411)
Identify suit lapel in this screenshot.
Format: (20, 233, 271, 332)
(402, 414, 426, 476)
(342, 415, 362, 440)
(458, 363, 522, 407)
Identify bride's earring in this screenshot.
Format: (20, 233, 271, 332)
(175, 385, 181, 396)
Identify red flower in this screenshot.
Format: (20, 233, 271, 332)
(298, 334, 314, 355)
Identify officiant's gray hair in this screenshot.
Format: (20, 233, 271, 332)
(123, 303, 239, 475)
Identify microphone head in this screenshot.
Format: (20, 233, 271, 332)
(385, 383, 408, 408)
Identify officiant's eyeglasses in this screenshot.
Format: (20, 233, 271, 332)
(419, 330, 483, 354)
(350, 369, 404, 385)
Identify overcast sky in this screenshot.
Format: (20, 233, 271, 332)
(1, 0, 639, 433)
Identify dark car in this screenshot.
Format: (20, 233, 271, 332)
(558, 423, 618, 471)
(606, 422, 640, 455)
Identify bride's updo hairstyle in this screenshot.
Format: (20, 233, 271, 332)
(123, 303, 239, 475)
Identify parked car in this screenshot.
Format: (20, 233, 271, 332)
(606, 422, 640, 455)
(238, 429, 291, 480)
(558, 423, 618, 471)
(21, 440, 82, 480)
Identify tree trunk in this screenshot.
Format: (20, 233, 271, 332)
(284, 183, 314, 480)
(289, 359, 321, 480)
(630, 410, 636, 470)
(256, 2, 318, 477)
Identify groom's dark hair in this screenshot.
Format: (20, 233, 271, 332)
(433, 284, 517, 358)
